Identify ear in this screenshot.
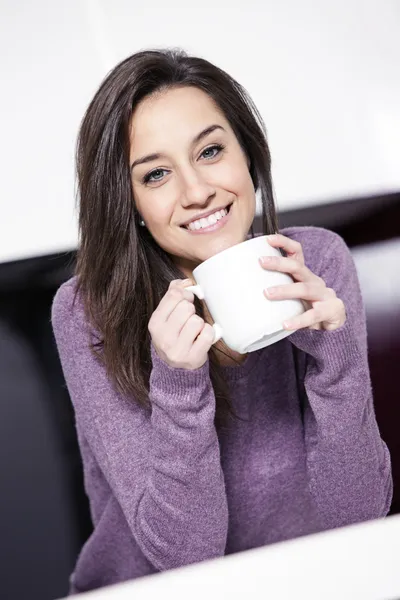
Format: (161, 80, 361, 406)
(244, 150, 251, 169)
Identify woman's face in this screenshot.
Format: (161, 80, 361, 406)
(129, 86, 256, 277)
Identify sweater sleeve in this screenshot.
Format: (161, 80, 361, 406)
(286, 228, 392, 529)
(51, 281, 229, 572)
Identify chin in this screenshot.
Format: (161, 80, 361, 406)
(200, 234, 246, 262)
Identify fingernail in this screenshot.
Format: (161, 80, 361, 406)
(259, 256, 271, 264)
(283, 321, 294, 329)
(265, 287, 276, 296)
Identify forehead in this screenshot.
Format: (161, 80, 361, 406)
(129, 86, 228, 152)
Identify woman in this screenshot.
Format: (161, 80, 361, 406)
(52, 48, 392, 594)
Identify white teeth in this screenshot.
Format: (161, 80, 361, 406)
(187, 207, 228, 230)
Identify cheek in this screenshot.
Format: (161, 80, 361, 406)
(218, 159, 254, 196)
(141, 189, 175, 226)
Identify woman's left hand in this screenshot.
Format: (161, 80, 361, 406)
(259, 234, 346, 331)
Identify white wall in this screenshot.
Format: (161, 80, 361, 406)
(1, 0, 399, 263)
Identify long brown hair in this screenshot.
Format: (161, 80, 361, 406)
(75, 48, 279, 427)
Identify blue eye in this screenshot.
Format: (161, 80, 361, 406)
(143, 168, 168, 184)
(200, 144, 224, 160)
(142, 144, 224, 185)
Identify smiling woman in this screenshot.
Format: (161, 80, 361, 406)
(72, 47, 277, 383)
(51, 48, 392, 595)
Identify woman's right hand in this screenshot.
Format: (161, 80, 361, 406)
(148, 279, 215, 370)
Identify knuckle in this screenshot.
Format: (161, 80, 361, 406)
(169, 279, 181, 288)
(300, 263, 308, 275)
(191, 314, 204, 326)
(299, 283, 308, 296)
(337, 297, 345, 310)
(313, 305, 323, 320)
(169, 288, 183, 300)
(293, 240, 302, 252)
(183, 301, 196, 315)
(310, 280, 321, 293)
(292, 262, 302, 276)
(326, 287, 336, 298)
(203, 323, 215, 339)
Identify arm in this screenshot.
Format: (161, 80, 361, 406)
(51, 282, 228, 571)
(288, 231, 392, 529)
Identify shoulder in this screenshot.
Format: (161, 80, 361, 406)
(52, 275, 80, 321)
(280, 226, 352, 277)
(280, 225, 346, 254)
(51, 276, 90, 342)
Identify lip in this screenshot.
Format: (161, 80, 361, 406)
(182, 203, 232, 234)
(179, 203, 232, 228)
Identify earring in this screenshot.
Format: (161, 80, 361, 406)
(139, 219, 145, 227)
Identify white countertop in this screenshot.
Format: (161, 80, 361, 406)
(67, 515, 400, 600)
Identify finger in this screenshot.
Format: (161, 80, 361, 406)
(178, 278, 196, 301)
(266, 234, 305, 265)
(168, 278, 194, 295)
(166, 298, 197, 337)
(168, 278, 193, 289)
(172, 315, 214, 360)
(153, 285, 194, 324)
(282, 300, 338, 330)
(264, 281, 331, 302)
(190, 322, 215, 356)
(161, 314, 207, 365)
(176, 313, 207, 350)
(259, 255, 315, 282)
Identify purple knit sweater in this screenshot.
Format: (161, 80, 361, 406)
(51, 226, 392, 594)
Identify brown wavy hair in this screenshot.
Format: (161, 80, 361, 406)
(75, 48, 279, 427)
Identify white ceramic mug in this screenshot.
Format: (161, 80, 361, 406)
(185, 235, 306, 354)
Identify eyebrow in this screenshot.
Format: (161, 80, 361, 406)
(130, 124, 226, 172)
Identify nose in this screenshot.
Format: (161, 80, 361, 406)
(179, 167, 216, 207)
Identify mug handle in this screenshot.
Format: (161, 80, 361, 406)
(185, 285, 223, 344)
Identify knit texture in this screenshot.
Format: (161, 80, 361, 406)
(51, 226, 392, 594)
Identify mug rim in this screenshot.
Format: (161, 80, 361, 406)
(192, 234, 268, 276)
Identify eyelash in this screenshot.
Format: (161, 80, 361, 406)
(142, 143, 225, 185)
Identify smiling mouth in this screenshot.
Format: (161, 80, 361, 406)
(180, 203, 233, 232)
